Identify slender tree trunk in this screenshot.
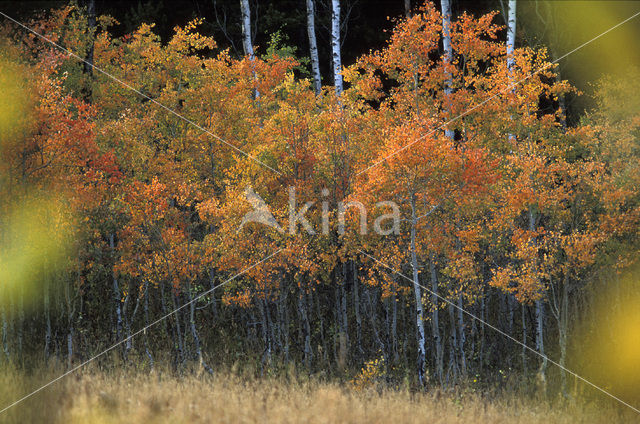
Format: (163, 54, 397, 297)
(535, 298, 547, 392)
(469, 303, 477, 362)
(187, 281, 212, 374)
(259, 296, 272, 373)
(315, 288, 329, 368)
(557, 274, 569, 396)
(556, 69, 567, 129)
(507, 294, 515, 367)
(331, 0, 343, 95)
(268, 297, 279, 359)
(440, 0, 455, 139)
(240, 0, 259, 98)
(353, 261, 363, 361)
(447, 302, 459, 383)
(122, 290, 136, 361)
(17, 285, 24, 358)
(130, 294, 141, 357)
(67, 327, 73, 368)
(278, 280, 290, 361)
(44, 280, 52, 360)
(522, 303, 527, 375)
(409, 194, 427, 387)
(506, 0, 516, 70)
(457, 294, 467, 377)
(64, 279, 74, 368)
(182, 295, 191, 362)
(404, 0, 411, 17)
(479, 289, 486, 372)
(340, 262, 349, 363)
(506, 0, 516, 142)
(529, 208, 547, 392)
(109, 234, 123, 343)
(334, 276, 347, 371)
(56, 291, 64, 363)
(83, 0, 95, 76)
(208, 269, 218, 318)
(508, 295, 515, 335)
(305, 0, 322, 94)
(400, 294, 408, 366)
(8, 296, 14, 360)
(298, 287, 312, 370)
(81, 0, 96, 101)
(391, 285, 399, 364)
(171, 291, 185, 367)
(283, 290, 291, 362)
(240, 0, 254, 59)
(430, 256, 444, 384)
(365, 287, 385, 354)
(1, 304, 9, 361)
(160, 282, 173, 356)
(143, 281, 153, 368)
(384, 292, 391, 361)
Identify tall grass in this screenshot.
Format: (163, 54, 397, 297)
(0, 365, 70, 423)
(1, 366, 637, 423)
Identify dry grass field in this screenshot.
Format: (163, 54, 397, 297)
(1, 367, 637, 424)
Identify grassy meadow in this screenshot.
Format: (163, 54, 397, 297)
(1, 366, 637, 424)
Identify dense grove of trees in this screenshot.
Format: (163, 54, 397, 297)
(1, 0, 639, 402)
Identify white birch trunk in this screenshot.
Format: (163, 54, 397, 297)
(240, 0, 254, 59)
(306, 0, 322, 94)
(433, 1, 452, 384)
(506, 0, 516, 71)
(187, 281, 212, 374)
(440, 0, 454, 139)
(506, 0, 516, 142)
(240, 0, 259, 98)
(409, 194, 427, 387)
(331, 0, 343, 95)
(430, 255, 443, 384)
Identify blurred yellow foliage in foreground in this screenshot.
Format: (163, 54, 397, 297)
(0, 197, 72, 307)
(0, 56, 72, 308)
(577, 269, 640, 403)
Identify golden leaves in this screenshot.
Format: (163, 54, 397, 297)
(5, 2, 636, 318)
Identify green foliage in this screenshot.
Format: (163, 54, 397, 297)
(264, 30, 310, 78)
